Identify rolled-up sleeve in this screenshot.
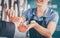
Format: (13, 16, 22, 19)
(50, 12, 59, 24)
(23, 10, 28, 20)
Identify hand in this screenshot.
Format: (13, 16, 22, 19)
(18, 23, 28, 32)
(17, 20, 36, 32)
(18, 20, 38, 32)
(9, 17, 20, 23)
(7, 9, 14, 18)
(6, 9, 23, 23)
(27, 20, 37, 29)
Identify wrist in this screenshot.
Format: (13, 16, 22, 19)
(34, 23, 39, 29)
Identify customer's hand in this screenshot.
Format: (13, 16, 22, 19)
(7, 9, 14, 18)
(9, 17, 20, 23)
(18, 23, 28, 32)
(5, 9, 20, 23)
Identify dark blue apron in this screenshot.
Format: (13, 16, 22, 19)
(28, 14, 48, 38)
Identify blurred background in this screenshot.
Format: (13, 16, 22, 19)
(0, 0, 60, 38)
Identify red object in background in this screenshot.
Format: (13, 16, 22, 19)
(18, 23, 28, 32)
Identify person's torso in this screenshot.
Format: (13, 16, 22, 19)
(24, 8, 57, 38)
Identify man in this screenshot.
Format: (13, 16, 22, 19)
(18, 0, 59, 38)
(7, 0, 59, 38)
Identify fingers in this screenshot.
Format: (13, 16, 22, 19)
(19, 16, 26, 23)
(17, 21, 35, 32)
(18, 23, 28, 32)
(17, 20, 36, 32)
(7, 9, 15, 18)
(30, 20, 36, 24)
(9, 17, 20, 22)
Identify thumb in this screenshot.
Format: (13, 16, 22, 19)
(31, 20, 35, 24)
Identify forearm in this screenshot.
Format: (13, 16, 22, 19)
(34, 25, 52, 38)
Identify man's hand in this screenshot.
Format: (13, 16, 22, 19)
(18, 20, 38, 32)
(27, 20, 38, 29)
(18, 23, 28, 32)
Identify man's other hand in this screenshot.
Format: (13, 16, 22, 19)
(18, 23, 28, 32)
